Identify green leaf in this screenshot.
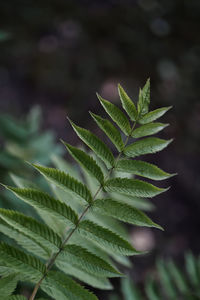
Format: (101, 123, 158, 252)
(69, 119, 114, 168)
(124, 137, 173, 158)
(0, 265, 13, 277)
(0, 209, 62, 253)
(112, 254, 132, 268)
(0, 115, 29, 142)
(156, 259, 177, 299)
(97, 93, 131, 136)
(5, 296, 27, 300)
(35, 209, 67, 239)
(10, 173, 38, 189)
(118, 84, 138, 121)
(82, 166, 101, 195)
(132, 122, 169, 138)
(59, 244, 122, 277)
(110, 192, 155, 211)
(62, 141, 104, 184)
(139, 106, 172, 124)
(78, 220, 139, 255)
(42, 271, 98, 300)
(90, 112, 124, 152)
(51, 154, 81, 180)
(56, 260, 113, 290)
(69, 232, 112, 264)
(27, 105, 42, 132)
(145, 276, 161, 300)
(116, 159, 176, 180)
(88, 210, 128, 239)
(168, 260, 189, 294)
(32, 164, 93, 204)
(185, 252, 199, 287)
(105, 177, 168, 198)
(0, 218, 48, 259)
(3, 186, 78, 227)
(0, 274, 18, 298)
(121, 278, 144, 300)
(93, 199, 163, 230)
(50, 158, 83, 210)
(137, 79, 150, 116)
(0, 242, 45, 281)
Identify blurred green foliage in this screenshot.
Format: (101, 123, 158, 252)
(0, 106, 62, 213)
(111, 252, 200, 300)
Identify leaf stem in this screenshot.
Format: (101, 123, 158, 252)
(29, 120, 137, 300)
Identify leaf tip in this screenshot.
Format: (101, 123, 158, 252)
(30, 163, 44, 173)
(168, 138, 174, 144)
(89, 111, 95, 118)
(96, 93, 107, 105)
(118, 272, 126, 278)
(118, 83, 122, 91)
(163, 186, 171, 193)
(25, 160, 32, 166)
(154, 223, 164, 231)
(0, 182, 7, 189)
(96, 92, 101, 100)
(169, 172, 178, 179)
(67, 117, 76, 128)
(60, 139, 67, 147)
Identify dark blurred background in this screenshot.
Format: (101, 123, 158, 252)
(0, 0, 200, 298)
